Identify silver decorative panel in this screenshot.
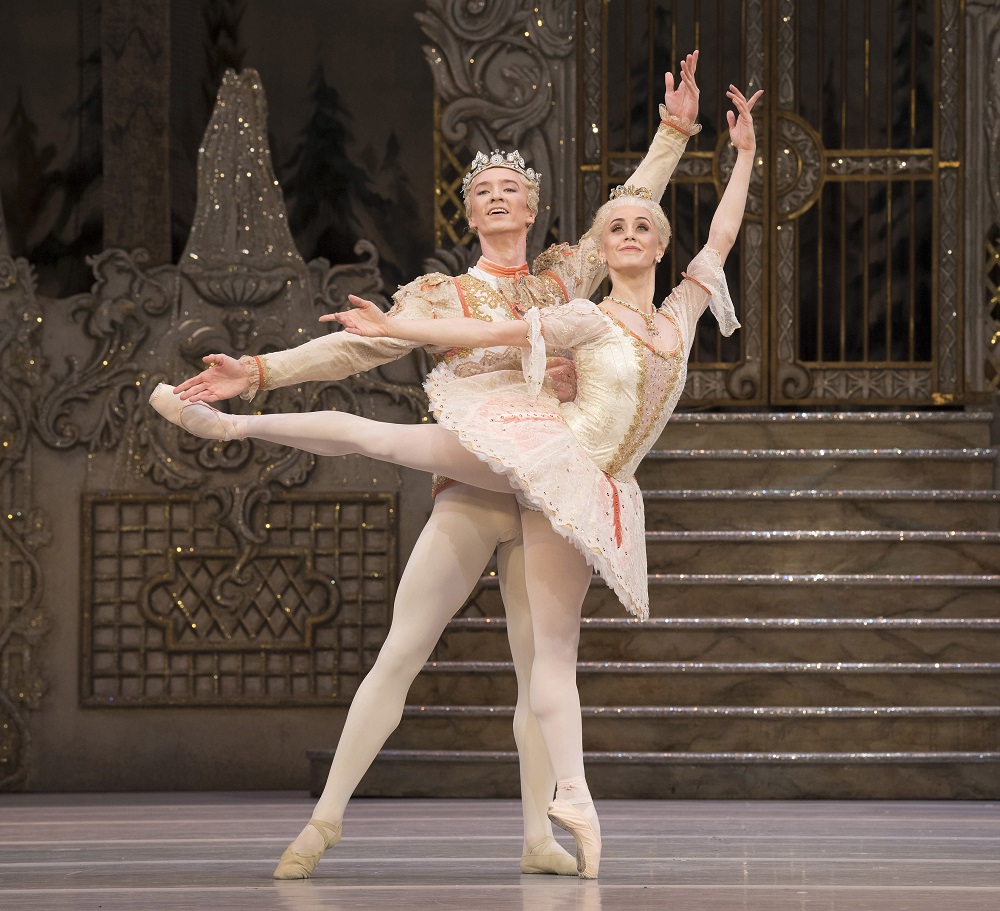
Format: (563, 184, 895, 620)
(81, 493, 395, 706)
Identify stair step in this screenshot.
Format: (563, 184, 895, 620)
(367, 748, 1000, 764)
(313, 748, 1000, 799)
(447, 616, 1000, 630)
(384, 410, 999, 800)
(423, 659, 1000, 674)
(642, 488, 1000, 531)
(635, 447, 997, 490)
(408, 660, 1000, 706)
(364, 750, 1000, 765)
(388, 704, 999, 753)
(641, 530, 1000, 574)
(434, 616, 1000, 663)
(648, 447, 998, 459)
(400, 703, 1000, 719)
(660, 411, 995, 450)
(464, 573, 1000, 618)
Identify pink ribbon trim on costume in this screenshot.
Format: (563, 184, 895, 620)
(603, 473, 623, 548)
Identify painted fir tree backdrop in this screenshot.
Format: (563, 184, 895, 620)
(1, 0, 433, 297)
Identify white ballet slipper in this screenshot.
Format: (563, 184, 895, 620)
(272, 818, 342, 880)
(520, 835, 580, 875)
(148, 383, 243, 441)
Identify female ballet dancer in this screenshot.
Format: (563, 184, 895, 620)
(151, 84, 760, 877)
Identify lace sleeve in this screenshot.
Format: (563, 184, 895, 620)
(709, 270, 740, 337)
(232, 275, 459, 401)
(662, 246, 741, 343)
(520, 308, 547, 397)
(683, 246, 740, 337)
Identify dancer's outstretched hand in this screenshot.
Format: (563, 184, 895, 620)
(321, 294, 392, 337)
(663, 50, 700, 124)
(174, 353, 248, 402)
(726, 85, 763, 153)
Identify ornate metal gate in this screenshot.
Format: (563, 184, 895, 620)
(425, 0, 968, 407)
(579, 0, 964, 406)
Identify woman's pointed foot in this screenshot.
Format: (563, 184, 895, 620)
(272, 818, 342, 880)
(520, 835, 579, 875)
(148, 383, 244, 441)
(547, 799, 601, 878)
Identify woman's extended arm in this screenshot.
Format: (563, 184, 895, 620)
(706, 85, 763, 263)
(323, 295, 530, 349)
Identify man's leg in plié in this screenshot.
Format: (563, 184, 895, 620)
(496, 533, 577, 875)
(275, 484, 523, 875)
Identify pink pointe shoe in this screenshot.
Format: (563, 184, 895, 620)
(547, 797, 602, 879)
(148, 383, 243, 441)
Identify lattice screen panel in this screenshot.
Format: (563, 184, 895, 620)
(81, 493, 396, 707)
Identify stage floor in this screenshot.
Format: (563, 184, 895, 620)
(0, 793, 997, 910)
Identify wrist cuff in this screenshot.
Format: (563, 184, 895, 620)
(238, 355, 265, 401)
(657, 105, 702, 137)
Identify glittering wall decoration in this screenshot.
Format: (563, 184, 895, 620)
(71, 69, 418, 707)
(81, 493, 395, 706)
(0, 210, 49, 787)
(13, 68, 422, 723)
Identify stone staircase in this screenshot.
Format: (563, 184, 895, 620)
(310, 410, 1000, 799)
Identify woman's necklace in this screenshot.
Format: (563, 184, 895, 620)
(603, 295, 659, 336)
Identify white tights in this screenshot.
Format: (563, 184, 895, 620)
(237, 410, 595, 845)
(246, 410, 513, 494)
(309, 485, 557, 849)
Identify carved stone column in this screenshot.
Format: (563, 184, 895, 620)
(0, 195, 48, 789)
(418, 0, 577, 255)
(101, 0, 171, 263)
(966, 0, 1000, 393)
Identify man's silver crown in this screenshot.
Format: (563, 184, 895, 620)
(461, 149, 540, 197)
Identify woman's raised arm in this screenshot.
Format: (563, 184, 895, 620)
(707, 85, 763, 262)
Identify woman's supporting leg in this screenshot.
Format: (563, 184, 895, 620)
(497, 534, 577, 874)
(275, 485, 518, 877)
(518, 505, 602, 877)
(518, 506, 592, 782)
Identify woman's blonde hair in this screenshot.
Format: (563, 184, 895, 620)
(586, 185, 671, 248)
